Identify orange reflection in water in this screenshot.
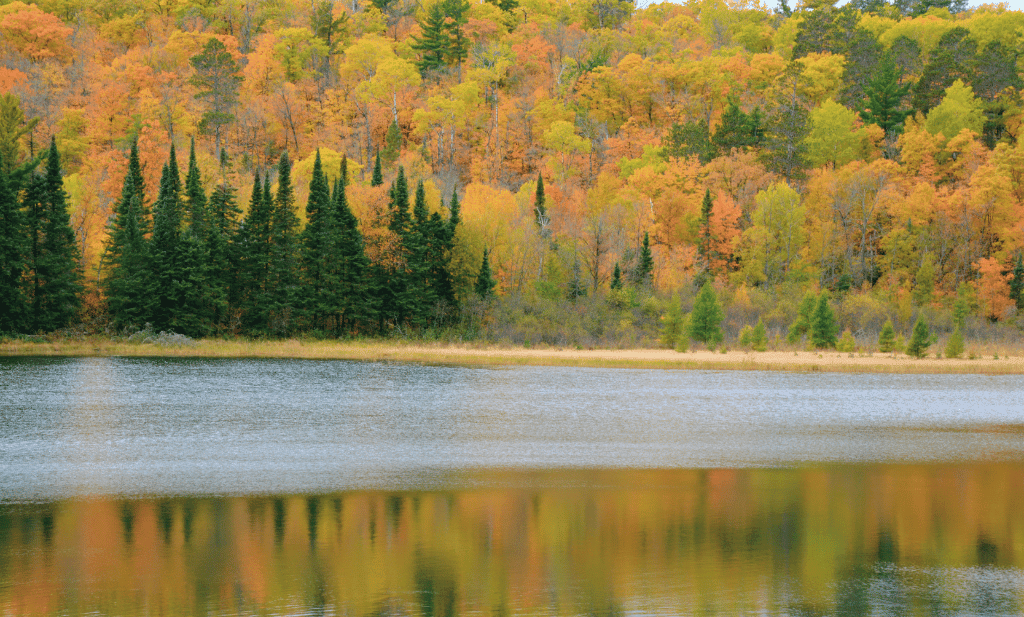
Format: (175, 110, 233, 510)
(1, 465, 1022, 616)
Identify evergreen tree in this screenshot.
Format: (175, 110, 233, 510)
(404, 179, 435, 327)
(237, 172, 271, 331)
(411, 0, 470, 76)
(300, 149, 333, 329)
(944, 324, 964, 358)
(750, 319, 768, 351)
(906, 316, 931, 358)
(711, 100, 764, 153)
(1009, 253, 1024, 310)
(149, 146, 186, 333)
(810, 290, 838, 349)
(266, 151, 300, 335)
(662, 119, 714, 164)
(660, 298, 684, 348)
(878, 318, 896, 353)
(913, 27, 976, 113)
(330, 159, 371, 332)
(859, 55, 912, 136)
(0, 170, 27, 333)
(474, 248, 496, 298)
(370, 151, 383, 187)
(177, 138, 215, 336)
(566, 257, 587, 301)
(610, 262, 622, 291)
(634, 232, 654, 287)
(207, 180, 240, 327)
(787, 291, 817, 344)
(698, 189, 714, 274)
(102, 144, 152, 330)
(382, 119, 401, 167)
(689, 282, 724, 345)
(26, 138, 82, 332)
(534, 172, 547, 229)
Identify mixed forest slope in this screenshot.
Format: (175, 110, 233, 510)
(0, 0, 1023, 347)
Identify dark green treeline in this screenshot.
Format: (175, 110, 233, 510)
(100, 142, 463, 338)
(0, 135, 83, 334)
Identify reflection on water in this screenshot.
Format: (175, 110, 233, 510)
(1, 467, 1022, 616)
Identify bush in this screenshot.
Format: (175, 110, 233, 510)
(837, 329, 856, 352)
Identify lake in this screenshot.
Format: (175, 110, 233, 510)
(1, 357, 1022, 616)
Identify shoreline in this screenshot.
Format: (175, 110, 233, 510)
(2, 338, 1022, 374)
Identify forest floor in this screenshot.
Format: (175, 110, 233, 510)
(2, 337, 1023, 374)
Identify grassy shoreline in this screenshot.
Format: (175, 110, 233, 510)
(2, 336, 1023, 374)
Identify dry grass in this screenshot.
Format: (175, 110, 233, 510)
(2, 336, 1023, 374)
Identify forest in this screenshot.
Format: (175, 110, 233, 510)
(0, 0, 1023, 350)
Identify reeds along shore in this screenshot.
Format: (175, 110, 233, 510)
(2, 336, 1022, 375)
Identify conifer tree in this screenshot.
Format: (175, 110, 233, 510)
(0, 170, 27, 333)
(300, 149, 333, 328)
(447, 186, 461, 237)
(660, 298, 684, 348)
(944, 324, 964, 358)
(906, 316, 931, 358)
(331, 158, 371, 332)
(149, 146, 186, 333)
(787, 291, 817, 344)
(266, 151, 300, 335)
(534, 172, 547, 228)
(207, 180, 240, 326)
(698, 189, 714, 274)
(382, 119, 401, 167)
(370, 151, 383, 187)
(610, 262, 622, 291)
(751, 319, 768, 351)
(878, 318, 896, 353)
(810, 290, 838, 348)
(1010, 253, 1024, 310)
(859, 55, 912, 136)
(27, 138, 82, 332)
(634, 232, 654, 287)
(689, 282, 724, 345)
(103, 143, 152, 330)
(178, 138, 215, 336)
(237, 172, 273, 331)
(474, 248, 496, 298)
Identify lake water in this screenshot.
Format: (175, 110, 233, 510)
(1, 357, 1023, 616)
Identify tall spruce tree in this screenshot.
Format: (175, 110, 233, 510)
(0, 169, 27, 333)
(237, 172, 273, 331)
(810, 290, 839, 348)
(698, 189, 714, 275)
(634, 231, 654, 287)
(534, 173, 547, 229)
(474, 248, 496, 298)
(177, 138, 215, 336)
(300, 149, 333, 328)
(26, 138, 82, 332)
(207, 180, 240, 327)
(149, 146, 187, 333)
(330, 157, 371, 332)
(689, 282, 724, 345)
(266, 151, 300, 335)
(102, 142, 152, 329)
(370, 151, 383, 187)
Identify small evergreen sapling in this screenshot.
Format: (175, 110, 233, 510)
(878, 318, 896, 353)
(475, 248, 496, 298)
(810, 291, 838, 349)
(906, 317, 931, 358)
(837, 329, 856, 352)
(660, 298, 684, 349)
(787, 291, 816, 344)
(689, 282, 724, 345)
(944, 325, 964, 359)
(751, 319, 768, 351)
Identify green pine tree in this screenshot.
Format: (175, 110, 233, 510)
(906, 316, 931, 358)
(177, 138, 215, 336)
(787, 291, 817, 344)
(300, 149, 333, 329)
(102, 143, 152, 330)
(944, 324, 964, 359)
(207, 180, 240, 327)
(878, 318, 896, 353)
(1010, 253, 1024, 310)
(534, 172, 547, 228)
(27, 138, 82, 332)
(474, 248, 496, 298)
(810, 290, 838, 349)
(370, 151, 383, 187)
(149, 146, 186, 333)
(689, 281, 724, 345)
(859, 55, 912, 136)
(751, 319, 768, 351)
(660, 298, 684, 348)
(610, 262, 622, 291)
(237, 172, 271, 331)
(382, 119, 401, 167)
(266, 151, 300, 335)
(0, 169, 27, 333)
(330, 160, 372, 332)
(634, 232, 654, 287)
(698, 189, 714, 274)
